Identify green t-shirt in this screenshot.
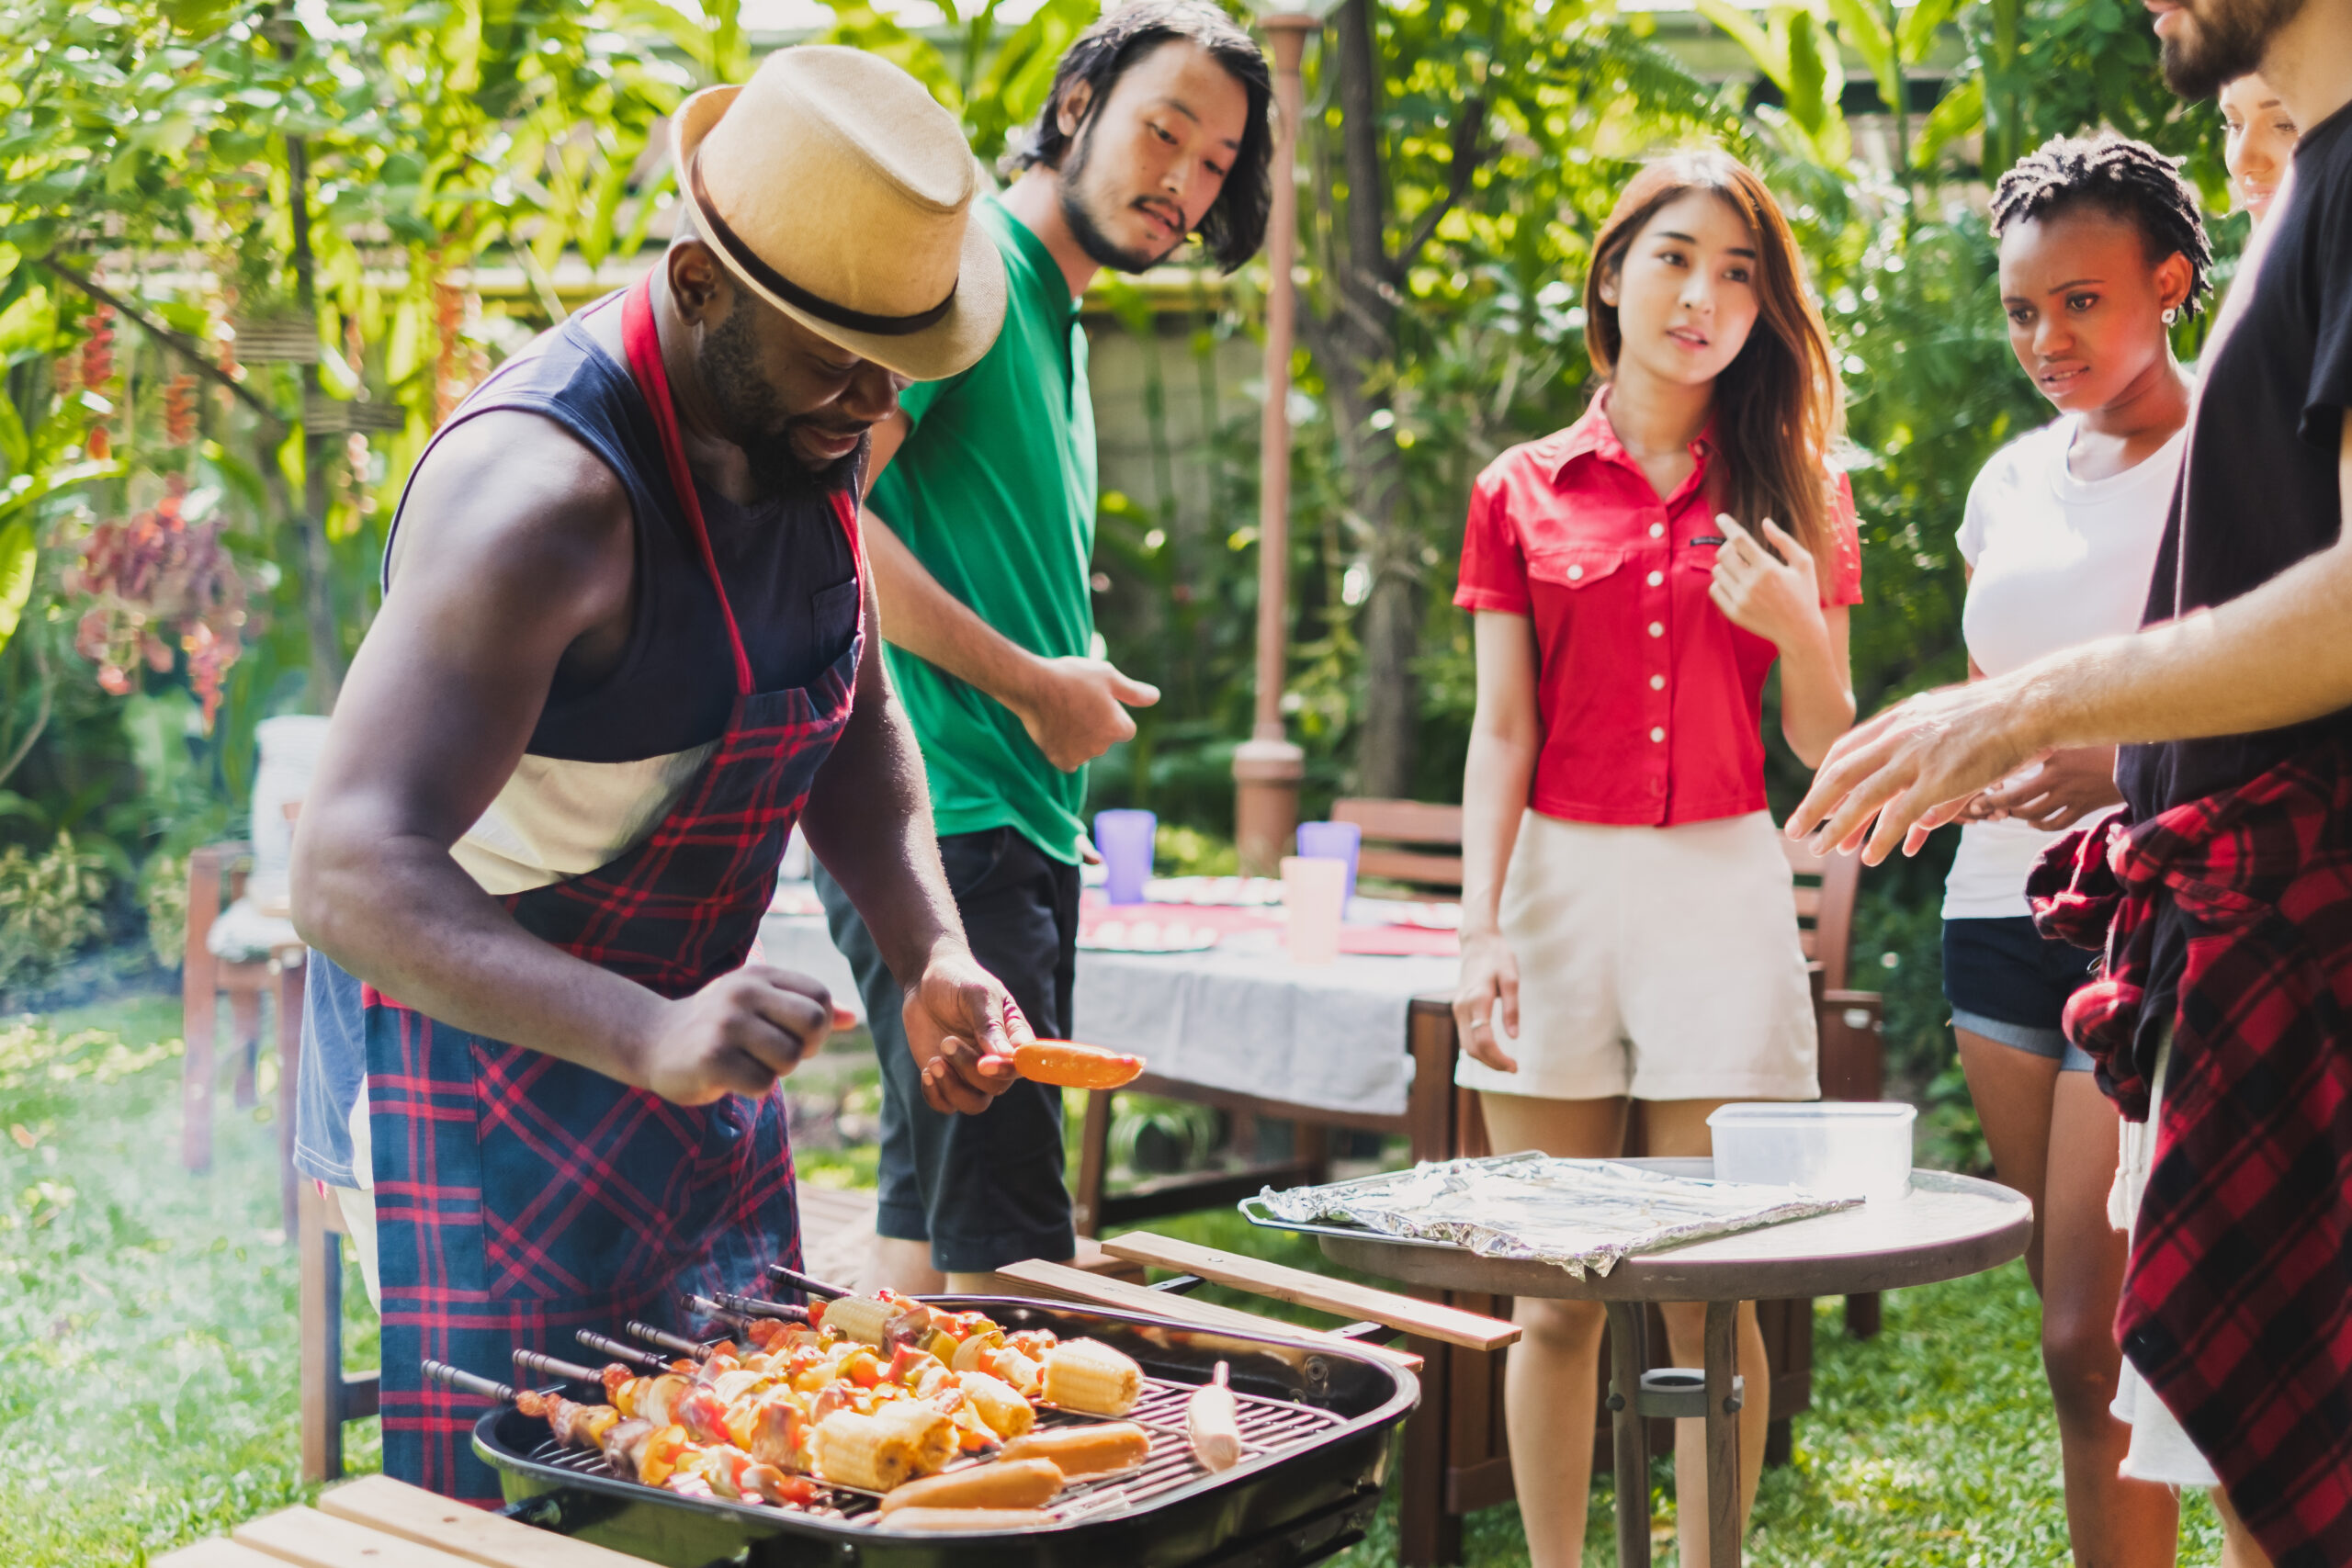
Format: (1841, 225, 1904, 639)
(869, 195, 1097, 863)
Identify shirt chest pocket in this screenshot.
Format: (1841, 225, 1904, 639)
(1526, 544, 1626, 591)
(812, 578, 860, 656)
(1677, 541, 1723, 579)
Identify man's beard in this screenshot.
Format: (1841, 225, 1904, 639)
(1057, 121, 1187, 277)
(698, 305, 867, 502)
(2160, 0, 2305, 97)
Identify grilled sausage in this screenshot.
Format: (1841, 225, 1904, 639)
(876, 1458, 1067, 1515)
(1012, 1041, 1145, 1089)
(1186, 1362, 1243, 1472)
(998, 1422, 1153, 1476)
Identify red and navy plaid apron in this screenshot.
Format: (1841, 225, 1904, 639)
(365, 274, 861, 1501)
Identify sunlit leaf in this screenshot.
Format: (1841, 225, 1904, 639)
(0, 521, 36, 650)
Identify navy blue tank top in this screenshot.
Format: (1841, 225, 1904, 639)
(386, 291, 859, 763)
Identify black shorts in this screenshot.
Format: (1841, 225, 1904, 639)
(1940, 916, 2097, 1071)
(817, 827, 1079, 1274)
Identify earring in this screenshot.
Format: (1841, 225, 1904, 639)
(2162, 306, 2179, 326)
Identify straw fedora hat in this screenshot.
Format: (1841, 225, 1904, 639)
(671, 47, 1006, 381)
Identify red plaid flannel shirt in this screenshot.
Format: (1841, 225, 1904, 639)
(2029, 742, 2352, 1566)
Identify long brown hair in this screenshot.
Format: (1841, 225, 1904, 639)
(1583, 149, 1845, 562)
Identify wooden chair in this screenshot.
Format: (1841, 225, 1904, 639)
(297, 1178, 379, 1482)
(182, 842, 309, 1236)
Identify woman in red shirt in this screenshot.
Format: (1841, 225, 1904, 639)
(1450, 149, 1860, 1566)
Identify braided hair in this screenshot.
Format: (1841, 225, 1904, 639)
(1990, 135, 2215, 317)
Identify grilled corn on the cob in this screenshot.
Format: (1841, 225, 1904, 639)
(875, 1397, 958, 1473)
(817, 1294, 900, 1348)
(1041, 1338, 1144, 1416)
(957, 1371, 1036, 1438)
(810, 1409, 923, 1492)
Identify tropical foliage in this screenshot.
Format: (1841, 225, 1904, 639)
(0, 0, 692, 937)
(0, 0, 2249, 982)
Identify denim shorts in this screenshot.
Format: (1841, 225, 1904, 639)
(1941, 916, 2097, 1071)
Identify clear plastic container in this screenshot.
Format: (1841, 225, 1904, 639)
(1706, 1101, 1917, 1202)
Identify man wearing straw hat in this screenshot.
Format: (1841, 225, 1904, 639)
(289, 48, 1032, 1501)
(814, 0, 1273, 1295)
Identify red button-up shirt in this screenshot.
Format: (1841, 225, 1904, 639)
(1454, 396, 1862, 827)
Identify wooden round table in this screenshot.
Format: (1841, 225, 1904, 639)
(1308, 1157, 2033, 1568)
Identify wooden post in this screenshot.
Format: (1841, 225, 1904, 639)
(182, 848, 222, 1175)
(298, 1179, 345, 1483)
(1232, 14, 1316, 875)
(275, 949, 307, 1240)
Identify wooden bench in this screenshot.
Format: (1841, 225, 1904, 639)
(156, 1475, 642, 1568)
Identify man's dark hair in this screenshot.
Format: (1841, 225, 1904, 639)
(1011, 0, 1273, 273)
(1990, 134, 2216, 317)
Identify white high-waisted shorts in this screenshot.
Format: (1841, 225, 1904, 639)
(1455, 809, 1819, 1103)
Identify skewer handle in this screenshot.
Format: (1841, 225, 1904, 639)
(626, 1319, 713, 1358)
(685, 1292, 753, 1329)
(422, 1359, 515, 1404)
(513, 1348, 605, 1384)
(577, 1329, 665, 1369)
(712, 1290, 812, 1324)
(767, 1263, 852, 1302)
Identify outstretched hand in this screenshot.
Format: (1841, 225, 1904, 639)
(1786, 677, 2042, 863)
(901, 947, 1030, 1114)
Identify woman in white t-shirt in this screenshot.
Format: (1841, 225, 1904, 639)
(1941, 136, 2211, 1562)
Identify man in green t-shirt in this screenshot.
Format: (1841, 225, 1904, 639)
(818, 0, 1272, 1292)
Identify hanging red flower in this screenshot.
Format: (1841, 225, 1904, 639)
(66, 474, 255, 727)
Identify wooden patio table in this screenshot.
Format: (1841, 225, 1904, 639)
(1303, 1156, 2033, 1568)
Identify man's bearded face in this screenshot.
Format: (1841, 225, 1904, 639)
(2154, 0, 2308, 98)
(698, 301, 870, 502)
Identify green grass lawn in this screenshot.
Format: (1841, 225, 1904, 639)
(0, 994, 2224, 1566)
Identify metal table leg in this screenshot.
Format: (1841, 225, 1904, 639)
(1702, 1299, 1742, 1568)
(1604, 1300, 1651, 1568)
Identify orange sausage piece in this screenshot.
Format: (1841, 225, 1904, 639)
(999, 1422, 1153, 1476)
(1013, 1041, 1145, 1089)
(876, 1458, 1067, 1515)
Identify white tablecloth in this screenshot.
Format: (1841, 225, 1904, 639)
(758, 886, 1455, 1119)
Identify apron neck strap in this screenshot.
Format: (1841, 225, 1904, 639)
(621, 273, 754, 697)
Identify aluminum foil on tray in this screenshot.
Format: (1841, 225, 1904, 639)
(1258, 1152, 1860, 1278)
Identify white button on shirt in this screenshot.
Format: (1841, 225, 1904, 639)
(1649, 674, 1666, 691)
(1649, 727, 1666, 743)
(1647, 621, 1664, 637)
(1646, 570, 1665, 587)
(1648, 523, 1665, 538)
(1566, 564, 1584, 581)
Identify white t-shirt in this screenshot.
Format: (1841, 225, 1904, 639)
(1941, 415, 2184, 919)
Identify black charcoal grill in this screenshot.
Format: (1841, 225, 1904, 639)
(449, 1283, 1418, 1568)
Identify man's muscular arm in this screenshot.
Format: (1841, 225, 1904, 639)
(1790, 411, 2352, 861)
(797, 563, 1024, 1114)
(289, 412, 831, 1104)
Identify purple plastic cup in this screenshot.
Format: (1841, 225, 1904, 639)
(1295, 819, 1362, 909)
(1093, 808, 1158, 905)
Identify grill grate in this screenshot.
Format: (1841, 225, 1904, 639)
(522, 1372, 1348, 1524)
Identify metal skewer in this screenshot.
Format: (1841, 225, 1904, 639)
(577, 1329, 666, 1369)
(422, 1359, 516, 1404)
(684, 1293, 753, 1331)
(766, 1263, 853, 1302)
(626, 1318, 715, 1358)
(513, 1348, 605, 1384)
(705, 1290, 811, 1325)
